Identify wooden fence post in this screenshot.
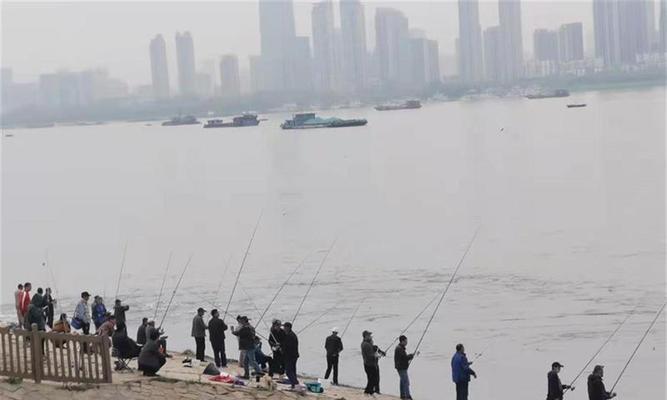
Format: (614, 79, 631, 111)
(99, 335, 112, 383)
(30, 324, 43, 383)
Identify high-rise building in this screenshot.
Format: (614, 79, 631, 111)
(645, 0, 656, 50)
(483, 26, 502, 82)
(249, 55, 263, 94)
(411, 36, 441, 86)
(175, 31, 196, 96)
(498, 0, 524, 82)
(594, 0, 652, 66)
(293, 36, 314, 92)
(375, 7, 412, 87)
(558, 22, 584, 62)
(149, 35, 170, 99)
(533, 29, 559, 62)
(340, 0, 367, 91)
(312, 1, 339, 92)
(219, 54, 241, 99)
(457, 0, 484, 82)
(258, 0, 297, 91)
(661, 0, 667, 52)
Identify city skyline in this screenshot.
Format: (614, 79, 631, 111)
(4, 0, 618, 85)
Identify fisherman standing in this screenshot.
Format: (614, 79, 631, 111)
(113, 299, 129, 327)
(137, 317, 148, 345)
(547, 361, 572, 400)
(587, 365, 616, 400)
(92, 296, 107, 330)
(43, 287, 56, 329)
(268, 319, 285, 377)
(361, 330, 383, 395)
(208, 309, 228, 368)
(324, 327, 343, 385)
(282, 322, 300, 389)
(73, 291, 92, 334)
(232, 316, 262, 378)
(15, 283, 24, 326)
(191, 307, 208, 362)
(394, 335, 417, 400)
(19, 282, 32, 328)
(451, 343, 477, 400)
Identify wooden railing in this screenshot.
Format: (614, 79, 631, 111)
(0, 324, 112, 384)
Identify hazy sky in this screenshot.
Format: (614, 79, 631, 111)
(2, 1, 604, 86)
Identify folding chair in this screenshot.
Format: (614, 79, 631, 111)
(112, 347, 136, 372)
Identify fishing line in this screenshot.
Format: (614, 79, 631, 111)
(411, 227, 480, 361)
(223, 211, 263, 321)
(382, 292, 440, 354)
(292, 238, 337, 324)
(158, 254, 193, 329)
(341, 298, 366, 339)
(114, 241, 129, 300)
(609, 302, 666, 392)
(297, 304, 339, 335)
(153, 251, 173, 320)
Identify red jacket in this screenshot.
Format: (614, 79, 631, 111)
(19, 291, 31, 315)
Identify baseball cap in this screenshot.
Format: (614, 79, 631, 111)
(552, 362, 564, 368)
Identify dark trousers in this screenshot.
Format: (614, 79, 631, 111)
(456, 381, 469, 400)
(324, 354, 339, 384)
(284, 357, 298, 387)
(364, 364, 380, 394)
(139, 358, 166, 376)
(195, 337, 205, 361)
(269, 350, 284, 376)
(211, 342, 226, 367)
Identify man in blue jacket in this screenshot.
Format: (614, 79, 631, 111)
(451, 343, 476, 400)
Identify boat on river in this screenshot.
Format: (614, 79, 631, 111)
(280, 113, 367, 130)
(204, 113, 261, 128)
(566, 103, 587, 108)
(374, 100, 422, 111)
(162, 115, 200, 126)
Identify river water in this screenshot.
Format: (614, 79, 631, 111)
(1, 87, 665, 399)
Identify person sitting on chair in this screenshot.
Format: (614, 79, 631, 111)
(113, 322, 141, 358)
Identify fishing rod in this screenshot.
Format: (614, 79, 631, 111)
(114, 241, 129, 300)
(297, 304, 339, 335)
(340, 298, 365, 339)
(411, 227, 480, 361)
(292, 238, 337, 324)
(213, 253, 234, 306)
(609, 302, 666, 392)
(223, 211, 263, 321)
(43, 250, 61, 314)
(237, 285, 274, 345)
(565, 304, 640, 392)
(382, 292, 440, 354)
(158, 254, 193, 329)
(254, 252, 311, 329)
(153, 251, 173, 320)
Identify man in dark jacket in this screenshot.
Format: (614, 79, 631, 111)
(394, 335, 417, 399)
(281, 322, 299, 389)
(324, 327, 343, 385)
(112, 322, 141, 359)
(26, 291, 47, 331)
(138, 328, 166, 376)
(208, 309, 228, 368)
(191, 308, 207, 361)
(361, 330, 384, 395)
(113, 299, 129, 328)
(43, 287, 56, 329)
(451, 343, 477, 400)
(547, 362, 572, 400)
(232, 316, 261, 378)
(587, 365, 616, 400)
(137, 317, 148, 345)
(268, 319, 285, 377)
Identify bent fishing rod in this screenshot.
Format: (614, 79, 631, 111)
(410, 226, 481, 362)
(609, 301, 666, 393)
(153, 251, 173, 320)
(254, 252, 311, 329)
(114, 241, 129, 300)
(292, 238, 337, 324)
(341, 298, 366, 339)
(382, 292, 440, 354)
(158, 254, 193, 329)
(565, 304, 640, 392)
(223, 211, 263, 322)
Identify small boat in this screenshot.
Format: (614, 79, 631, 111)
(281, 113, 367, 130)
(526, 89, 570, 99)
(204, 113, 261, 128)
(162, 115, 200, 126)
(375, 100, 422, 111)
(567, 103, 587, 108)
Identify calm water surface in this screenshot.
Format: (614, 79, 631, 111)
(1, 88, 665, 399)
